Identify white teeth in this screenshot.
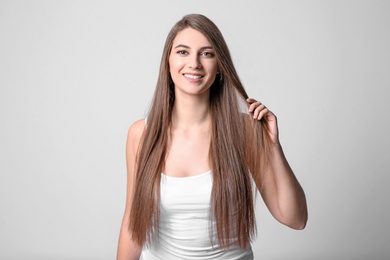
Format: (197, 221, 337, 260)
(184, 74, 202, 79)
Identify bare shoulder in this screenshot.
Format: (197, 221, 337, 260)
(128, 118, 146, 136)
(127, 118, 146, 149)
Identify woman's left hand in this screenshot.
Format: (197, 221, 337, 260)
(247, 98, 279, 144)
(247, 98, 308, 230)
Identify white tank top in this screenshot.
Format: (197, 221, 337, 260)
(140, 170, 254, 260)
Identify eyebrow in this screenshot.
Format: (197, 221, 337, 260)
(173, 44, 214, 50)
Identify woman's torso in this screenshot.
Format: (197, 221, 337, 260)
(140, 171, 253, 260)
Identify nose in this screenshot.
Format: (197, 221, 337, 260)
(188, 54, 202, 69)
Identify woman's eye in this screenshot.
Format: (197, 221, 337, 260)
(177, 50, 188, 55)
(202, 52, 215, 57)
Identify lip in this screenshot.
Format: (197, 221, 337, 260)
(183, 73, 204, 82)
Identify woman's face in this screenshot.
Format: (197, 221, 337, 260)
(169, 28, 219, 97)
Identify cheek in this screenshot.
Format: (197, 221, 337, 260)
(168, 59, 181, 84)
(207, 59, 218, 70)
(208, 62, 219, 75)
(177, 62, 186, 72)
(169, 57, 184, 73)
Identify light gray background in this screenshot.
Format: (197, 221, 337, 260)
(1, 0, 389, 259)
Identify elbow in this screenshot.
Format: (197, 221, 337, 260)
(282, 216, 307, 230)
(288, 196, 308, 230)
(287, 211, 308, 230)
(291, 217, 307, 230)
(279, 207, 308, 230)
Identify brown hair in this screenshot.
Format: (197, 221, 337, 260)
(129, 14, 272, 249)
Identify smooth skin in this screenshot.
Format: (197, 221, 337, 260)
(247, 98, 308, 229)
(117, 28, 307, 259)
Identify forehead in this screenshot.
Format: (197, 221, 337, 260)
(172, 28, 212, 48)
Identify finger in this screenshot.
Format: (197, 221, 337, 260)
(246, 98, 257, 112)
(247, 99, 262, 112)
(256, 107, 269, 120)
(252, 104, 266, 118)
(248, 102, 261, 112)
(246, 98, 258, 104)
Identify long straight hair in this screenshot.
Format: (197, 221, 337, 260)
(129, 14, 272, 249)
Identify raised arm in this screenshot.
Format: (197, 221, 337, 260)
(117, 119, 146, 260)
(247, 98, 308, 229)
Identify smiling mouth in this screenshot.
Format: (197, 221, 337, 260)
(183, 73, 203, 79)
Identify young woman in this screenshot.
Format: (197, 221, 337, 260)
(117, 14, 307, 260)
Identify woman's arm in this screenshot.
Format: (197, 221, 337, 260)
(247, 98, 308, 229)
(117, 119, 145, 260)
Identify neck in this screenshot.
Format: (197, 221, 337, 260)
(171, 93, 211, 129)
